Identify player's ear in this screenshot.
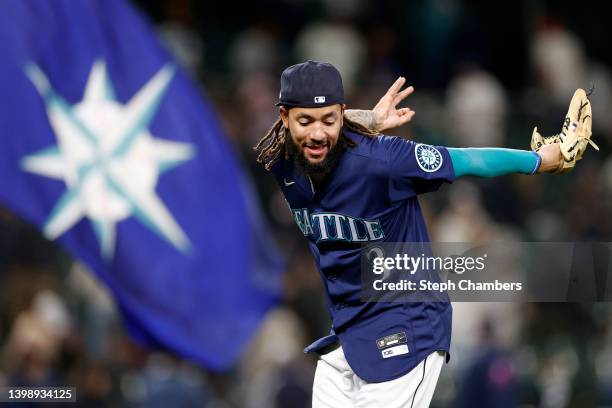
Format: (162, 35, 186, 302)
(340, 104, 346, 126)
(279, 106, 289, 128)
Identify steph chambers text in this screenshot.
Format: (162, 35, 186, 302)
(372, 279, 523, 292)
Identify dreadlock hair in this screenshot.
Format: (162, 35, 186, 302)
(254, 114, 380, 171)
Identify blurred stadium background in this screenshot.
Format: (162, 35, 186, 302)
(2, 0, 612, 407)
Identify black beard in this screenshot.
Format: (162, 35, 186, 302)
(286, 132, 346, 181)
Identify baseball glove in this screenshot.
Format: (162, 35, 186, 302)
(530, 88, 599, 173)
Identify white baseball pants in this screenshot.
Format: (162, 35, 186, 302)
(312, 347, 445, 408)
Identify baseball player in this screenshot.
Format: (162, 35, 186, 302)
(254, 60, 596, 407)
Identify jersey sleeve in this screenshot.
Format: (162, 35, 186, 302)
(383, 136, 456, 201)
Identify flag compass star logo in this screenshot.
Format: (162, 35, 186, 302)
(21, 60, 196, 259)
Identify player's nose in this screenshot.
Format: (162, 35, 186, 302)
(309, 124, 327, 144)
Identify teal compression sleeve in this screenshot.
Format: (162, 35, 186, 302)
(448, 148, 541, 178)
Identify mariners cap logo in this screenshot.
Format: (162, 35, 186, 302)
(415, 144, 443, 172)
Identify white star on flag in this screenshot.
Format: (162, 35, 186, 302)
(21, 60, 196, 259)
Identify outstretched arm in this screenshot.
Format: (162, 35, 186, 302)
(449, 143, 563, 177)
(451, 88, 595, 177)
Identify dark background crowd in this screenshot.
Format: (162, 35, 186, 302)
(2, 0, 612, 406)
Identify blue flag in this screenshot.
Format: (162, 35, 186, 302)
(0, 0, 283, 370)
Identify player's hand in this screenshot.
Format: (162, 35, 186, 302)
(536, 143, 563, 173)
(372, 76, 415, 132)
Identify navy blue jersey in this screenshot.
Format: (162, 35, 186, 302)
(272, 130, 456, 382)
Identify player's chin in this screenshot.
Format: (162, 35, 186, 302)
(304, 153, 327, 165)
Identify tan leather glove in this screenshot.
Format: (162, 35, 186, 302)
(531, 88, 598, 173)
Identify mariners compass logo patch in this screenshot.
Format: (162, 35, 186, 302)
(415, 144, 443, 172)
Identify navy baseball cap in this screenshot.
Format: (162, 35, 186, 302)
(276, 60, 345, 108)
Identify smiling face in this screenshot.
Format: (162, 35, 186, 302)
(280, 104, 344, 165)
